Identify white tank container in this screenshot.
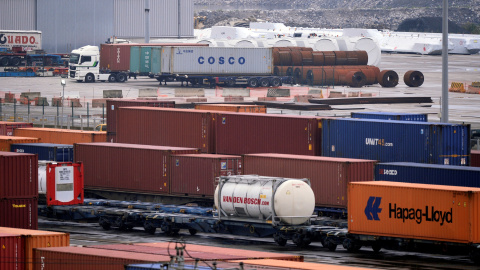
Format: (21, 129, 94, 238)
(214, 175, 315, 225)
(38, 161, 48, 195)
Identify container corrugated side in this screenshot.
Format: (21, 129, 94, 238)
(195, 104, 267, 113)
(375, 162, 480, 187)
(106, 100, 175, 133)
(11, 143, 74, 162)
(170, 154, 242, 197)
(0, 135, 40, 151)
(161, 47, 273, 75)
(321, 118, 470, 166)
(0, 227, 69, 270)
(472, 150, 480, 167)
(0, 152, 38, 199)
(74, 143, 199, 194)
(0, 121, 33, 136)
(0, 198, 38, 230)
(243, 153, 376, 207)
(151, 47, 162, 75)
(351, 112, 428, 122)
(232, 259, 384, 270)
(215, 113, 321, 155)
(34, 247, 170, 270)
(129, 46, 141, 73)
(116, 107, 215, 153)
(0, 233, 24, 270)
(14, 128, 106, 144)
(348, 181, 480, 244)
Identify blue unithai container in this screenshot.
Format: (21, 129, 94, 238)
(10, 143, 74, 162)
(321, 118, 470, 166)
(375, 162, 480, 187)
(351, 112, 428, 122)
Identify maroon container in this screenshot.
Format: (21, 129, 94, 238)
(472, 150, 480, 167)
(106, 99, 175, 133)
(171, 154, 242, 197)
(0, 152, 38, 199)
(0, 198, 38, 229)
(215, 113, 321, 156)
(100, 43, 208, 72)
(116, 107, 215, 153)
(34, 246, 170, 270)
(74, 143, 199, 194)
(0, 233, 25, 270)
(0, 121, 33, 136)
(242, 153, 377, 207)
(106, 132, 116, 143)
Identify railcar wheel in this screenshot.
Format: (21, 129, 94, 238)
(270, 77, 281, 87)
(259, 77, 270, 87)
(188, 229, 197, 236)
(372, 243, 382, 253)
(273, 233, 287, 246)
(247, 78, 259, 88)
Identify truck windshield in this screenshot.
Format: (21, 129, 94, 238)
(69, 54, 80, 64)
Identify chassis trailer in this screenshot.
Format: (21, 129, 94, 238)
(157, 73, 292, 87)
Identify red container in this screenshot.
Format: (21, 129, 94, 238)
(0, 233, 25, 270)
(100, 43, 208, 72)
(0, 152, 38, 199)
(46, 162, 84, 206)
(242, 153, 376, 207)
(215, 113, 321, 156)
(34, 246, 170, 270)
(0, 198, 38, 229)
(106, 99, 175, 133)
(116, 107, 215, 153)
(74, 143, 199, 194)
(0, 121, 33, 136)
(472, 150, 480, 167)
(170, 154, 242, 197)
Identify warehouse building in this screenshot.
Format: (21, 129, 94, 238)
(0, 0, 194, 53)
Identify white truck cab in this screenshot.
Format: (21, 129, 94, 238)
(69, 45, 127, 83)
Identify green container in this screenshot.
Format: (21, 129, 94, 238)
(140, 47, 152, 74)
(129, 46, 141, 73)
(151, 47, 162, 75)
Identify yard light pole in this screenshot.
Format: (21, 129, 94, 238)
(61, 79, 66, 126)
(441, 0, 448, 123)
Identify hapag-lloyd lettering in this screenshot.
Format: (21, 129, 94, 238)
(389, 203, 453, 226)
(223, 196, 269, 206)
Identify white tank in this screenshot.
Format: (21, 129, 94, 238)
(312, 38, 339, 51)
(38, 161, 48, 194)
(214, 175, 315, 225)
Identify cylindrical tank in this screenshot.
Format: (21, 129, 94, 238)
(38, 161, 47, 194)
(214, 175, 315, 225)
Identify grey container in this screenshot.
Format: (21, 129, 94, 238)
(160, 47, 273, 75)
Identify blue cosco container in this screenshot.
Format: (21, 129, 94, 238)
(375, 162, 480, 187)
(321, 118, 470, 166)
(10, 143, 74, 162)
(351, 112, 428, 122)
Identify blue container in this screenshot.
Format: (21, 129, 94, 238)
(351, 112, 428, 122)
(375, 162, 480, 187)
(10, 143, 74, 162)
(321, 118, 470, 166)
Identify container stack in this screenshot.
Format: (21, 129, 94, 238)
(0, 152, 39, 229)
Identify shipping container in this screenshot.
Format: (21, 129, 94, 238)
(171, 154, 242, 197)
(321, 118, 470, 166)
(14, 128, 106, 145)
(34, 247, 170, 270)
(215, 113, 321, 155)
(0, 30, 42, 50)
(136, 242, 304, 262)
(46, 162, 84, 206)
(116, 107, 215, 153)
(74, 143, 199, 194)
(0, 233, 24, 270)
(472, 150, 480, 167)
(234, 259, 384, 270)
(129, 46, 153, 74)
(351, 112, 428, 122)
(161, 47, 273, 75)
(106, 99, 175, 134)
(0, 151, 38, 199)
(0, 227, 70, 270)
(0, 121, 33, 136)
(0, 198, 38, 230)
(11, 143, 74, 162)
(348, 181, 480, 244)
(242, 153, 376, 207)
(375, 162, 480, 187)
(151, 47, 162, 75)
(126, 262, 264, 270)
(195, 104, 267, 113)
(0, 135, 40, 151)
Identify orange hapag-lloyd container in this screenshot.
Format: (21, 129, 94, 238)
(195, 104, 267, 113)
(14, 128, 106, 144)
(0, 135, 40, 151)
(348, 181, 480, 244)
(0, 227, 69, 270)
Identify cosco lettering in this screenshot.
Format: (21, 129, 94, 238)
(198, 56, 246, 65)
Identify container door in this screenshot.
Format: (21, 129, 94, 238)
(140, 47, 152, 74)
(151, 47, 162, 75)
(129, 46, 141, 73)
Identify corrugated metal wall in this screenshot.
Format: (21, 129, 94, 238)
(0, 0, 36, 30)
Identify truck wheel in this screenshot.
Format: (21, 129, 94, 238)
(116, 73, 127, 83)
(260, 78, 270, 87)
(108, 74, 116, 82)
(0, 57, 10, 66)
(270, 78, 281, 87)
(11, 57, 21, 66)
(85, 73, 95, 83)
(247, 78, 259, 88)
